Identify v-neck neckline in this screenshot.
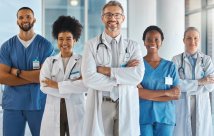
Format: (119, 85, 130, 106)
(17, 35, 37, 49)
(144, 58, 163, 71)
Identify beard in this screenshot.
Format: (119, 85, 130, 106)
(107, 26, 118, 32)
(18, 22, 34, 32)
(106, 21, 119, 32)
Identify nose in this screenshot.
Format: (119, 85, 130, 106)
(109, 16, 117, 21)
(22, 17, 28, 23)
(190, 38, 195, 44)
(62, 40, 67, 45)
(147, 39, 156, 45)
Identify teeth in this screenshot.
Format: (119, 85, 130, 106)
(23, 23, 29, 27)
(149, 46, 156, 49)
(62, 46, 68, 49)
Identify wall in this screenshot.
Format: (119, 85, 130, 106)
(128, 0, 156, 57)
(0, 0, 42, 45)
(128, 0, 185, 60)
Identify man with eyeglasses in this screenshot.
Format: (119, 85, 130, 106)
(82, 1, 144, 136)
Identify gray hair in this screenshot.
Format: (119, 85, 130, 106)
(183, 27, 200, 39)
(101, 1, 124, 15)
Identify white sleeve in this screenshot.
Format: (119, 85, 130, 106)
(172, 55, 214, 95)
(188, 56, 214, 95)
(81, 40, 117, 92)
(111, 43, 144, 85)
(58, 80, 88, 94)
(40, 58, 69, 98)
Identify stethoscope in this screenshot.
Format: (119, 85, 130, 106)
(178, 53, 205, 79)
(51, 58, 78, 79)
(96, 34, 130, 66)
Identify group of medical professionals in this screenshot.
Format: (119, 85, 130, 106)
(0, 0, 214, 136)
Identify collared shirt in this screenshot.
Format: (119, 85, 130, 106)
(102, 32, 121, 98)
(103, 32, 121, 45)
(185, 51, 198, 79)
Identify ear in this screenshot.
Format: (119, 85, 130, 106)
(33, 18, 36, 23)
(121, 15, 125, 23)
(101, 15, 105, 23)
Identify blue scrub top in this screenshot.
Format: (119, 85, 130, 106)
(0, 35, 54, 110)
(139, 59, 179, 125)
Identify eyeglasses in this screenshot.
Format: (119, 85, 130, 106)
(103, 13, 123, 19)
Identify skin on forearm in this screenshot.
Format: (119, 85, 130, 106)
(96, 59, 140, 77)
(138, 88, 167, 100)
(138, 86, 180, 101)
(42, 78, 58, 89)
(0, 72, 31, 86)
(19, 70, 40, 83)
(150, 96, 179, 102)
(11, 66, 41, 83)
(0, 64, 32, 86)
(97, 66, 111, 76)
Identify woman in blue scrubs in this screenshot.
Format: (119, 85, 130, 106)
(138, 26, 180, 136)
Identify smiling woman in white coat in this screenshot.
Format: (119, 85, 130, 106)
(172, 27, 214, 136)
(40, 16, 87, 136)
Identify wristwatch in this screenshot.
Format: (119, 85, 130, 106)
(16, 69, 21, 77)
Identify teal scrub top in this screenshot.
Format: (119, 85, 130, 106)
(139, 59, 179, 125)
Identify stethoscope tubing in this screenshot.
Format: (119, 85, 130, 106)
(178, 53, 204, 78)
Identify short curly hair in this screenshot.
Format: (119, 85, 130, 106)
(52, 16, 83, 41)
(142, 25, 164, 41)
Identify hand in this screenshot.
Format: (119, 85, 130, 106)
(165, 87, 181, 100)
(137, 84, 143, 88)
(10, 67, 17, 76)
(42, 78, 58, 89)
(97, 66, 111, 76)
(198, 75, 214, 86)
(75, 76, 82, 80)
(126, 59, 140, 67)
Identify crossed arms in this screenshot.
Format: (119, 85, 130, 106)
(0, 63, 40, 86)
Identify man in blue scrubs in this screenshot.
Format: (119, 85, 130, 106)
(0, 7, 54, 136)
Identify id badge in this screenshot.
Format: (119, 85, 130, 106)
(165, 76, 172, 85)
(33, 59, 40, 69)
(69, 71, 80, 79)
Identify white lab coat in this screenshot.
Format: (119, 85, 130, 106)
(40, 53, 87, 136)
(172, 51, 214, 136)
(81, 33, 145, 136)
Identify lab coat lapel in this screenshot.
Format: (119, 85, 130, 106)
(195, 52, 204, 78)
(101, 32, 111, 50)
(52, 53, 64, 75)
(118, 36, 128, 66)
(64, 54, 78, 80)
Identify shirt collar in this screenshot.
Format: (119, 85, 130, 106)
(103, 32, 121, 44)
(185, 51, 198, 59)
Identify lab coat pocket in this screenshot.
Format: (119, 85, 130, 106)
(69, 71, 80, 80)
